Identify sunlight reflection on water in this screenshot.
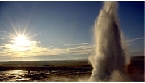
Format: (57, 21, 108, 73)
(0, 70, 91, 82)
(13, 70, 22, 74)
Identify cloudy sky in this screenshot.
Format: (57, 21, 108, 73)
(0, 1, 144, 61)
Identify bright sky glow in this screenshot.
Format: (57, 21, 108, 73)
(10, 34, 33, 51)
(0, 1, 144, 61)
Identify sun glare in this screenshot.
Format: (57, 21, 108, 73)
(13, 34, 30, 47)
(10, 33, 36, 51)
(6, 19, 38, 52)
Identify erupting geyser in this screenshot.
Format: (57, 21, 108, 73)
(89, 1, 132, 81)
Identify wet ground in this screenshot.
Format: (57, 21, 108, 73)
(0, 56, 144, 82)
(0, 70, 91, 82)
(0, 68, 144, 82)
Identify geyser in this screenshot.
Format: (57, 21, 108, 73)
(89, 1, 131, 81)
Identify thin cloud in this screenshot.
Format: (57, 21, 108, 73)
(66, 45, 94, 55)
(0, 31, 6, 33)
(0, 43, 94, 58)
(81, 43, 89, 45)
(1, 38, 5, 40)
(64, 43, 90, 46)
(126, 37, 145, 43)
(1, 37, 143, 59)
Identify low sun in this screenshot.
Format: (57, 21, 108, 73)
(13, 34, 30, 47)
(7, 20, 37, 52)
(10, 33, 36, 51)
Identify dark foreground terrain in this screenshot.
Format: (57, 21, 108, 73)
(127, 56, 144, 82)
(0, 69, 91, 82)
(0, 59, 92, 82)
(0, 57, 144, 82)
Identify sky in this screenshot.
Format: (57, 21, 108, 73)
(0, 1, 144, 61)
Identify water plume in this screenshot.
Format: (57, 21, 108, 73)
(88, 1, 131, 81)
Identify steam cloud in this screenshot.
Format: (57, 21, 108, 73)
(88, 1, 132, 82)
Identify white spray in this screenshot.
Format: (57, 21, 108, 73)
(89, 1, 132, 81)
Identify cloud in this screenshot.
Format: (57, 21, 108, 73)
(0, 36, 144, 60)
(81, 43, 89, 44)
(0, 44, 63, 57)
(64, 43, 90, 46)
(126, 37, 145, 43)
(1, 38, 142, 58)
(1, 38, 5, 40)
(0, 42, 94, 58)
(0, 31, 6, 33)
(65, 45, 94, 55)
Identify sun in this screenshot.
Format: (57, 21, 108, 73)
(13, 34, 30, 47)
(10, 33, 36, 51)
(6, 20, 38, 51)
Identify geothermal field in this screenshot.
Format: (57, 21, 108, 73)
(0, 56, 144, 82)
(0, 1, 144, 82)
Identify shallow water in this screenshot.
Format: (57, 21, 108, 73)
(0, 70, 91, 82)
